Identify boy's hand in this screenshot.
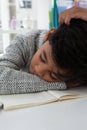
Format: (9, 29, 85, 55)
(59, 6, 87, 25)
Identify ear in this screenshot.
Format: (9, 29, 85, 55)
(43, 28, 56, 42)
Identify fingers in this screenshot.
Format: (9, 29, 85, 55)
(58, 6, 80, 25)
(59, 10, 72, 25)
(59, 12, 71, 25)
(64, 15, 71, 25)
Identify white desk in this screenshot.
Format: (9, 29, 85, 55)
(0, 97, 87, 130)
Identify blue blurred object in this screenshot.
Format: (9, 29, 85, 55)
(58, 6, 66, 14)
(57, 0, 73, 13)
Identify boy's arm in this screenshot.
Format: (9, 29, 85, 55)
(0, 66, 66, 94)
(0, 30, 39, 70)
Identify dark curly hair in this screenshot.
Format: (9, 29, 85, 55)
(49, 18, 87, 87)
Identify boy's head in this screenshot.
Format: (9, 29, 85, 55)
(49, 18, 87, 87)
(30, 18, 87, 88)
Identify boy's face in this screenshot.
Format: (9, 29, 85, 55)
(30, 40, 62, 82)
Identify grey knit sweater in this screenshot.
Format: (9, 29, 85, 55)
(0, 30, 67, 95)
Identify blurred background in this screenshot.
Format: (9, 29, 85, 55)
(0, 0, 87, 54)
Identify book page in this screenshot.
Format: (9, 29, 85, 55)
(0, 91, 57, 110)
(48, 86, 87, 101)
(0, 86, 87, 110)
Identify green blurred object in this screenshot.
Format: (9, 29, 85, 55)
(48, 0, 59, 29)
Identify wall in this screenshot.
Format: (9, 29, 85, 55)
(36, 0, 51, 29)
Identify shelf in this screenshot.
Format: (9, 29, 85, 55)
(0, 29, 30, 34)
(0, 53, 3, 56)
(8, 3, 16, 6)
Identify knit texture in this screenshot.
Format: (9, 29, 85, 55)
(0, 30, 67, 95)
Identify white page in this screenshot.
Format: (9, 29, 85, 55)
(0, 91, 56, 110)
(48, 86, 87, 99)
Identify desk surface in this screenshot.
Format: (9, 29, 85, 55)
(0, 97, 87, 130)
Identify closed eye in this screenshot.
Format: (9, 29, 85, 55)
(40, 50, 47, 63)
(50, 72, 58, 80)
(40, 54, 46, 63)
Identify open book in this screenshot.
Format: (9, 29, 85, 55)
(0, 86, 87, 110)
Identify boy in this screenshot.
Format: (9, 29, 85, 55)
(0, 29, 66, 94)
(0, 17, 87, 94)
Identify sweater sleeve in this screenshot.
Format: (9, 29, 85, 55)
(0, 30, 40, 70)
(0, 30, 67, 95)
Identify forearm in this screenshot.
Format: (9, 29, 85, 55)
(0, 66, 67, 95)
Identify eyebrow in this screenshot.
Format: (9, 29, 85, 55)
(43, 50, 48, 62)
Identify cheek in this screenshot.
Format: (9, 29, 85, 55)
(31, 53, 40, 66)
(42, 74, 53, 82)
